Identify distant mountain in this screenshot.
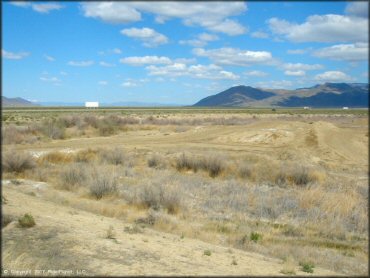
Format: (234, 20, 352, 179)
(193, 83, 369, 108)
(194, 85, 276, 106)
(2, 96, 38, 107)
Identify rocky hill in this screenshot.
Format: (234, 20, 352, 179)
(193, 83, 369, 108)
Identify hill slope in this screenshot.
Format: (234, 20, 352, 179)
(194, 85, 276, 106)
(194, 83, 369, 108)
(3, 179, 339, 276)
(2, 96, 38, 107)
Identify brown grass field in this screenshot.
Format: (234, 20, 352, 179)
(2, 108, 368, 276)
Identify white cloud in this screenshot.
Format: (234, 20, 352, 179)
(44, 54, 55, 62)
(121, 78, 149, 87)
(268, 14, 368, 43)
(313, 42, 368, 62)
(179, 33, 219, 47)
(81, 2, 247, 36)
(287, 48, 311, 55)
(174, 58, 197, 64)
(11, 2, 63, 13)
(98, 81, 108, 86)
(2, 49, 29, 60)
(68, 60, 94, 67)
(345, 2, 368, 18)
(193, 47, 274, 66)
(10, 2, 30, 7)
(99, 61, 116, 67)
(204, 19, 247, 36)
(146, 63, 239, 80)
(40, 76, 61, 85)
(281, 63, 323, 71)
(314, 71, 353, 82)
(284, 70, 306, 76)
(122, 81, 138, 87)
(244, 70, 268, 77)
(120, 56, 172, 66)
(81, 2, 141, 23)
(251, 31, 269, 39)
(198, 33, 219, 42)
(120, 27, 168, 47)
(112, 48, 122, 54)
(31, 3, 63, 13)
(60, 71, 68, 75)
(99, 48, 122, 55)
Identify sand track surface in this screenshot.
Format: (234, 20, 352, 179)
(2, 180, 340, 276)
(12, 119, 368, 171)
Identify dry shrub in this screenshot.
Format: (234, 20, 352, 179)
(83, 115, 99, 128)
(2, 124, 39, 145)
(58, 115, 82, 128)
(175, 153, 199, 172)
(147, 154, 167, 169)
(175, 153, 225, 177)
(96, 116, 122, 136)
(99, 148, 126, 165)
(280, 165, 319, 186)
(253, 160, 280, 184)
(88, 171, 119, 199)
(238, 163, 253, 179)
(40, 120, 66, 139)
(59, 163, 88, 191)
(134, 184, 181, 214)
(38, 151, 74, 164)
(2, 214, 14, 228)
(197, 155, 225, 177)
(2, 150, 36, 173)
(74, 148, 99, 163)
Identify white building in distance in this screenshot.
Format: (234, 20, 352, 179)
(342, 107, 349, 110)
(85, 101, 99, 108)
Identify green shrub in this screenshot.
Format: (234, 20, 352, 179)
(18, 213, 35, 228)
(299, 262, 315, 273)
(203, 250, 211, 256)
(250, 232, 262, 243)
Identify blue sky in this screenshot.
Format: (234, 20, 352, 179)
(2, 1, 368, 104)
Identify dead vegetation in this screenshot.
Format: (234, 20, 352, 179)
(1, 110, 368, 275)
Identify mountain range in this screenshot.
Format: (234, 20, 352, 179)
(193, 83, 369, 108)
(2, 96, 38, 107)
(3, 83, 368, 108)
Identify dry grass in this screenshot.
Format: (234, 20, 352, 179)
(2, 110, 367, 275)
(74, 148, 99, 163)
(38, 151, 74, 165)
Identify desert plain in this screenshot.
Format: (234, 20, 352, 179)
(1, 107, 368, 276)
